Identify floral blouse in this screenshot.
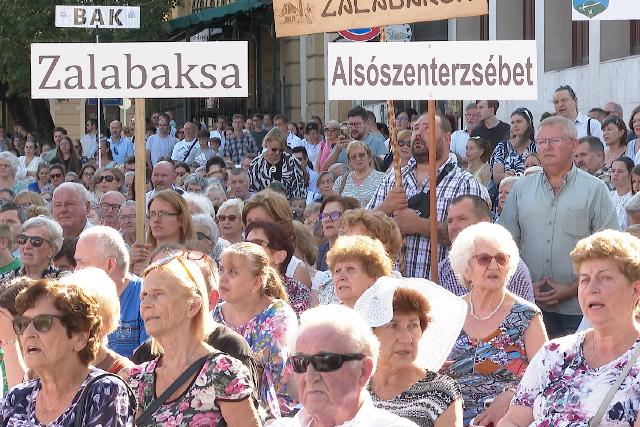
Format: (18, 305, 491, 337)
(447, 299, 539, 425)
(212, 299, 298, 418)
(1, 368, 134, 426)
(283, 276, 310, 318)
(490, 140, 537, 175)
(513, 332, 640, 426)
(127, 353, 253, 426)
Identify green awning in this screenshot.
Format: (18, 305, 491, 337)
(168, 0, 272, 33)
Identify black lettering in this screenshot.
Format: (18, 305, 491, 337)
(392, 64, 403, 85)
(200, 64, 217, 88)
(89, 8, 104, 26)
(88, 54, 96, 89)
(338, 0, 353, 15)
(126, 53, 147, 89)
(74, 8, 86, 25)
(38, 55, 61, 89)
(404, 64, 415, 85)
(366, 62, 379, 85)
(380, 64, 391, 85)
(372, 0, 388, 11)
(101, 65, 121, 89)
(499, 55, 511, 85)
(389, 0, 404, 9)
(430, 58, 438, 86)
(221, 64, 241, 88)
(110, 8, 122, 26)
(459, 63, 471, 85)
(512, 63, 525, 85)
(407, 0, 421, 7)
(332, 57, 346, 85)
(322, 0, 336, 17)
(64, 65, 84, 89)
(354, 64, 365, 86)
(151, 64, 170, 89)
(354, 0, 370, 13)
(451, 63, 459, 85)
(471, 63, 483, 85)
(525, 57, 534, 85)
(174, 53, 197, 88)
(438, 64, 450, 86)
(417, 63, 429, 85)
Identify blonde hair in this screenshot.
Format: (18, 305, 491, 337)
(221, 242, 288, 301)
(346, 140, 373, 169)
(327, 235, 393, 279)
(341, 209, 403, 262)
(263, 127, 287, 150)
(15, 191, 45, 207)
(242, 189, 295, 237)
(147, 190, 195, 248)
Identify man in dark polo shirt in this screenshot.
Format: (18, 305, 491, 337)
(470, 100, 511, 152)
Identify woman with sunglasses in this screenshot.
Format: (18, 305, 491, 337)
(315, 195, 360, 272)
(78, 163, 97, 193)
(186, 213, 219, 261)
(245, 221, 311, 317)
(248, 127, 307, 199)
(96, 167, 124, 196)
(490, 108, 537, 186)
(213, 242, 298, 419)
(1, 279, 135, 425)
(216, 198, 244, 244)
(446, 222, 547, 426)
(603, 116, 629, 168)
(385, 130, 413, 173)
(333, 140, 386, 207)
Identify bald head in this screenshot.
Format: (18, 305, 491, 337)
(152, 161, 177, 190)
(603, 102, 623, 118)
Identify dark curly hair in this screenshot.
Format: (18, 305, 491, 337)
(15, 280, 102, 366)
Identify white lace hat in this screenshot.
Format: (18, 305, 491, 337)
(354, 276, 467, 372)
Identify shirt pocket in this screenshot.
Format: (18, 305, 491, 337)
(562, 208, 590, 238)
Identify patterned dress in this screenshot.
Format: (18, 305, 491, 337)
(446, 298, 540, 425)
(212, 299, 298, 418)
(513, 332, 640, 426)
(248, 152, 307, 199)
(370, 371, 461, 427)
(490, 140, 537, 176)
(283, 276, 310, 318)
(128, 353, 253, 426)
(2, 368, 134, 426)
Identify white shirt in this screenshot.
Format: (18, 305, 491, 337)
(171, 139, 198, 163)
(210, 130, 226, 150)
(17, 156, 44, 183)
(292, 139, 322, 165)
(450, 129, 470, 162)
(575, 112, 604, 142)
(80, 133, 98, 157)
(146, 133, 177, 166)
(287, 132, 302, 148)
(270, 394, 418, 427)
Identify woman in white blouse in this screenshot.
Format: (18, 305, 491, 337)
(332, 140, 386, 207)
(17, 140, 43, 183)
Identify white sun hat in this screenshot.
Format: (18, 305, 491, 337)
(354, 276, 467, 372)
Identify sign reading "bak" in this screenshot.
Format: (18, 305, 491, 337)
(55, 5, 140, 29)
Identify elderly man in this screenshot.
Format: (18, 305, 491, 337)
(574, 136, 611, 189)
(603, 101, 624, 118)
(271, 305, 417, 427)
(75, 226, 148, 358)
(450, 103, 479, 165)
(439, 194, 534, 302)
(171, 121, 199, 163)
(625, 193, 640, 226)
(367, 113, 489, 280)
(52, 182, 92, 238)
(145, 160, 179, 205)
(108, 120, 134, 164)
(118, 200, 137, 247)
(99, 191, 126, 231)
(227, 167, 252, 201)
(499, 116, 618, 338)
(146, 116, 177, 167)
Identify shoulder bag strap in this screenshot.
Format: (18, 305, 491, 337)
(338, 173, 348, 195)
(74, 372, 138, 427)
(587, 118, 593, 137)
(589, 342, 640, 426)
(183, 140, 198, 162)
(135, 353, 213, 426)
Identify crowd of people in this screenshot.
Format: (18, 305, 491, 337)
(0, 84, 637, 426)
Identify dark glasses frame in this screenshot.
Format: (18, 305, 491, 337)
(16, 234, 50, 248)
(319, 211, 343, 222)
(290, 352, 365, 374)
(13, 314, 64, 335)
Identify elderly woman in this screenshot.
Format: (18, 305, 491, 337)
(0, 152, 27, 194)
(493, 176, 520, 222)
(118, 200, 137, 248)
(355, 276, 466, 426)
(204, 182, 227, 212)
(186, 213, 220, 259)
(499, 230, 640, 426)
(212, 242, 298, 418)
(245, 221, 311, 317)
(340, 208, 403, 264)
(27, 163, 50, 194)
(216, 198, 244, 244)
(333, 140, 386, 207)
(248, 127, 306, 199)
(1, 280, 135, 425)
(2, 217, 67, 281)
(386, 129, 413, 172)
(447, 222, 547, 426)
(325, 235, 394, 308)
(14, 191, 45, 212)
(184, 173, 208, 193)
(315, 195, 361, 271)
(128, 250, 260, 425)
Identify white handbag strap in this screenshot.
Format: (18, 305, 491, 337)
(589, 341, 640, 426)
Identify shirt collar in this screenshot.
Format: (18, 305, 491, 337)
(294, 393, 374, 427)
(575, 112, 589, 124)
(541, 163, 578, 185)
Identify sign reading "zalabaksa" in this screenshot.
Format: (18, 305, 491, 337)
(327, 40, 538, 100)
(274, 0, 487, 38)
(31, 42, 248, 99)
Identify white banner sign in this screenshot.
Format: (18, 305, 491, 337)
(55, 5, 140, 29)
(572, 0, 640, 20)
(327, 40, 537, 101)
(31, 42, 248, 99)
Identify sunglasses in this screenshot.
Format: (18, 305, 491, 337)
(217, 214, 237, 222)
(246, 238, 270, 249)
(290, 352, 365, 374)
(13, 314, 63, 335)
(99, 175, 117, 183)
(320, 211, 342, 222)
(196, 231, 211, 241)
(398, 140, 411, 147)
(472, 252, 510, 267)
(270, 148, 285, 153)
(50, 173, 63, 179)
(349, 152, 367, 161)
(16, 234, 50, 248)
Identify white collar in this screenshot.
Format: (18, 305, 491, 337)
(294, 393, 377, 427)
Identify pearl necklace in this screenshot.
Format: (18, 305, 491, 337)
(353, 168, 371, 181)
(469, 292, 506, 321)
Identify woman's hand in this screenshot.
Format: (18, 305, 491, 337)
(0, 307, 16, 345)
(473, 390, 514, 427)
(129, 242, 152, 274)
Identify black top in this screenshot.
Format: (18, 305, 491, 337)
(130, 323, 259, 401)
(470, 120, 511, 153)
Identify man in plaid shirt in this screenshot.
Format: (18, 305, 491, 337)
(223, 113, 258, 165)
(438, 194, 535, 302)
(367, 113, 489, 280)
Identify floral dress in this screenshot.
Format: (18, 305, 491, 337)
(127, 353, 253, 426)
(212, 299, 298, 418)
(1, 367, 134, 426)
(446, 299, 540, 425)
(283, 276, 310, 317)
(513, 332, 640, 426)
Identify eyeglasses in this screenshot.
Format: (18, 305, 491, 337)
(217, 214, 237, 222)
(472, 252, 510, 267)
(290, 352, 365, 374)
(349, 152, 367, 161)
(320, 211, 343, 222)
(196, 231, 211, 241)
(16, 234, 50, 248)
(100, 202, 122, 211)
(535, 137, 569, 147)
(246, 238, 270, 249)
(398, 140, 411, 147)
(148, 211, 179, 220)
(13, 314, 64, 335)
(50, 173, 63, 179)
(99, 175, 117, 183)
(395, 116, 409, 122)
(325, 128, 338, 132)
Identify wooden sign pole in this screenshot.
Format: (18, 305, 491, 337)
(428, 100, 438, 283)
(134, 99, 147, 243)
(380, 28, 403, 188)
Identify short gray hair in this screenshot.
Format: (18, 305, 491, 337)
(182, 192, 215, 218)
(217, 198, 244, 218)
(204, 183, 226, 198)
(53, 182, 89, 204)
(540, 115, 577, 141)
(184, 174, 208, 192)
(448, 222, 520, 290)
(22, 216, 64, 254)
(293, 305, 380, 373)
(499, 176, 520, 190)
(0, 152, 20, 175)
(99, 191, 126, 204)
(191, 213, 220, 243)
(79, 225, 130, 272)
(328, 163, 349, 177)
(626, 193, 640, 214)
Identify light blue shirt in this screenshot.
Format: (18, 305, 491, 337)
(108, 137, 134, 164)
